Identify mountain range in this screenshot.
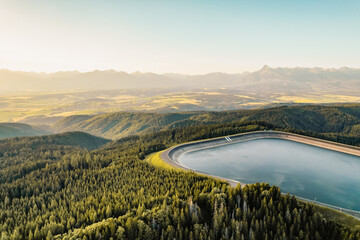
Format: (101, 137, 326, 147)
(1, 66, 360, 93)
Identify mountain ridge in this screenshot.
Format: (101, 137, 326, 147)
(51, 104, 360, 141)
(1, 66, 360, 93)
(0, 123, 50, 139)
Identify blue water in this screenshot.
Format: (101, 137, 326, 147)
(178, 138, 360, 211)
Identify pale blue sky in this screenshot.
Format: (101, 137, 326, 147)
(0, 0, 359, 73)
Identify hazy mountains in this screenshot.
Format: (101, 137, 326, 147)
(1, 66, 360, 93)
(0, 69, 237, 93)
(1, 66, 359, 125)
(241, 65, 360, 92)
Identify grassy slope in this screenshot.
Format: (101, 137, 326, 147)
(145, 151, 176, 170)
(303, 201, 360, 228)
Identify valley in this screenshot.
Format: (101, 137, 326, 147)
(1, 66, 360, 124)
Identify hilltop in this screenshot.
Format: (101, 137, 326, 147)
(52, 104, 360, 141)
(0, 123, 50, 139)
(52, 112, 197, 139)
(0, 131, 110, 151)
(0, 131, 110, 185)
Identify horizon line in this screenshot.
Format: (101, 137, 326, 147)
(0, 65, 359, 75)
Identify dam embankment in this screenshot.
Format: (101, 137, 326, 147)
(160, 130, 360, 219)
(161, 131, 360, 174)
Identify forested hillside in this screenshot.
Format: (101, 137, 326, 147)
(0, 123, 50, 139)
(0, 122, 359, 239)
(183, 104, 360, 134)
(52, 104, 360, 140)
(0, 132, 110, 184)
(52, 112, 197, 139)
(0, 131, 110, 151)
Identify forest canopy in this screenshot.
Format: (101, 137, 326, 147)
(0, 121, 359, 239)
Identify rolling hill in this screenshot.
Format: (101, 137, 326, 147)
(0, 131, 110, 151)
(0, 122, 50, 139)
(0, 131, 110, 188)
(8, 104, 360, 141)
(52, 104, 360, 140)
(52, 112, 198, 139)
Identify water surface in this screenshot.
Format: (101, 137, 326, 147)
(178, 138, 360, 211)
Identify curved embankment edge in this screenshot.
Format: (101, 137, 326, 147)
(159, 130, 360, 219)
(161, 131, 360, 184)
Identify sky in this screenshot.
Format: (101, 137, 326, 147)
(0, 0, 359, 74)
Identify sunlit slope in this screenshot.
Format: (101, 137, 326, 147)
(0, 123, 50, 139)
(52, 115, 94, 130)
(53, 112, 197, 139)
(183, 104, 360, 134)
(53, 104, 360, 140)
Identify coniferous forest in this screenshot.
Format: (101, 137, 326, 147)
(2, 0, 360, 239)
(0, 121, 360, 239)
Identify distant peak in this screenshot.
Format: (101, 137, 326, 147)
(261, 65, 271, 71)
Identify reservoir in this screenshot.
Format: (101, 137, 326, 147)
(178, 138, 360, 211)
